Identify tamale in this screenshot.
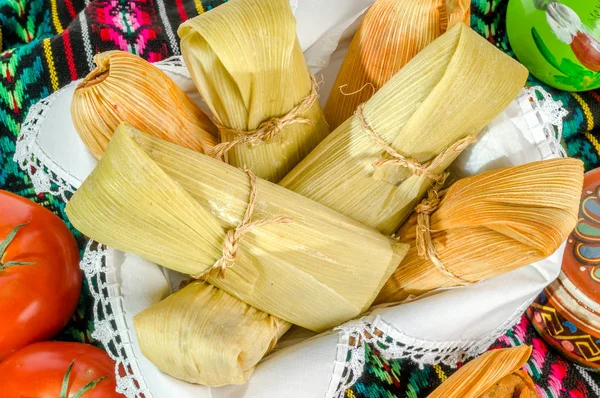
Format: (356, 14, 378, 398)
(428, 346, 537, 398)
(178, 0, 330, 183)
(66, 124, 408, 332)
(375, 158, 583, 305)
(324, 0, 470, 129)
(71, 51, 217, 159)
(134, 281, 289, 387)
(280, 23, 528, 235)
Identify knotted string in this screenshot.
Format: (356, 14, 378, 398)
(415, 179, 471, 286)
(208, 75, 320, 160)
(195, 170, 293, 280)
(354, 103, 477, 183)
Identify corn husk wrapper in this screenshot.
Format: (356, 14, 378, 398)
(70, 51, 217, 159)
(324, 0, 470, 130)
(375, 158, 583, 305)
(134, 281, 289, 387)
(428, 346, 537, 398)
(66, 124, 408, 332)
(280, 24, 529, 235)
(178, 0, 330, 183)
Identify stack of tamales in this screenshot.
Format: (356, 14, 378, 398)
(324, 0, 471, 129)
(65, 0, 582, 389)
(375, 159, 583, 304)
(66, 124, 408, 385)
(178, 0, 329, 182)
(281, 23, 529, 234)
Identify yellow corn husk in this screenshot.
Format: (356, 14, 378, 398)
(71, 50, 217, 159)
(427, 346, 537, 398)
(375, 158, 583, 305)
(280, 24, 528, 235)
(324, 0, 470, 130)
(178, 0, 330, 183)
(66, 124, 408, 332)
(134, 281, 289, 387)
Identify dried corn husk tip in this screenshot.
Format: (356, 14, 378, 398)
(71, 50, 217, 159)
(376, 158, 583, 304)
(428, 346, 538, 397)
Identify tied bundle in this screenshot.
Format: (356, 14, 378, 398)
(178, 0, 330, 183)
(71, 51, 217, 159)
(376, 158, 583, 305)
(134, 281, 289, 386)
(281, 24, 528, 235)
(427, 346, 537, 398)
(66, 124, 408, 332)
(324, 0, 470, 130)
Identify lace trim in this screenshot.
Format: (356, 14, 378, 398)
(522, 86, 568, 159)
(83, 242, 151, 397)
(13, 79, 81, 202)
(327, 297, 537, 398)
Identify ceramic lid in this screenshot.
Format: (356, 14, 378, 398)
(563, 167, 600, 304)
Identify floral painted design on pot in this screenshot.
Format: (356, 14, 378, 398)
(507, 0, 600, 91)
(528, 167, 600, 370)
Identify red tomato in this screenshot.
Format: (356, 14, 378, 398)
(0, 342, 123, 397)
(0, 190, 82, 360)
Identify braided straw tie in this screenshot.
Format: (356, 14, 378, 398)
(208, 76, 320, 160)
(415, 181, 471, 286)
(194, 170, 293, 280)
(354, 103, 477, 183)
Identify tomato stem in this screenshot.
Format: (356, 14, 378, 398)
(0, 222, 35, 270)
(60, 360, 109, 398)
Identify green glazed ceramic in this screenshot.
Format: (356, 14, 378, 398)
(507, 0, 600, 91)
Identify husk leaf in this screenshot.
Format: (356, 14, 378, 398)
(66, 124, 408, 332)
(280, 24, 528, 235)
(324, 0, 470, 129)
(178, 0, 329, 182)
(376, 158, 583, 304)
(427, 346, 536, 398)
(71, 50, 217, 159)
(134, 281, 289, 387)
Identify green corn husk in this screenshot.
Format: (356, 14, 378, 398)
(66, 124, 408, 332)
(134, 281, 290, 387)
(280, 23, 528, 235)
(178, 0, 330, 183)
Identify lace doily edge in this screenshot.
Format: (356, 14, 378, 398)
(326, 296, 538, 398)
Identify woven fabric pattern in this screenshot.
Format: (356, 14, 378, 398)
(1, 0, 599, 396)
(344, 315, 600, 398)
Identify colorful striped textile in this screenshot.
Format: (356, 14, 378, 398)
(344, 316, 600, 398)
(1, 0, 600, 396)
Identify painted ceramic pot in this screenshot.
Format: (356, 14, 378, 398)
(528, 167, 600, 370)
(507, 0, 600, 91)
